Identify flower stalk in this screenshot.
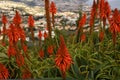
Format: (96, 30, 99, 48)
(45, 0, 51, 37)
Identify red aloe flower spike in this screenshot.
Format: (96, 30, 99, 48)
(28, 15, 35, 43)
(99, 31, 104, 42)
(38, 30, 42, 47)
(22, 44, 27, 53)
(7, 23, 20, 46)
(39, 49, 44, 58)
(99, 0, 111, 27)
(109, 8, 120, 46)
(13, 11, 22, 25)
(55, 35, 72, 79)
(113, 8, 120, 25)
(17, 27, 26, 42)
(99, 0, 105, 19)
(105, 1, 111, 19)
(7, 46, 17, 57)
(89, 0, 97, 27)
(44, 31, 48, 39)
(2, 14, 7, 24)
(103, 1, 111, 27)
(78, 13, 86, 30)
(38, 30, 42, 39)
(0, 63, 9, 79)
(80, 34, 86, 42)
(47, 45, 54, 55)
(109, 8, 120, 33)
(28, 15, 34, 27)
(22, 69, 31, 79)
(16, 54, 24, 67)
(1, 14, 7, 46)
(50, 1, 57, 14)
(50, 1, 57, 28)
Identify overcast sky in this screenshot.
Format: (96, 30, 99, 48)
(86, 0, 120, 9)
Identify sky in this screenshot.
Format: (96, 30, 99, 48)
(86, 0, 120, 9)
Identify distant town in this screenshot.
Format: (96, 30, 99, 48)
(0, 0, 112, 40)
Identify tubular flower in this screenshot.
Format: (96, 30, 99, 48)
(44, 31, 48, 39)
(13, 11, 22, 25)
(80, 34, 86, 42)
(22, 69, 31, 79)
(16, 54, 24, 67)
(7, 46, 17, 57)
(39, 49, 44, 58)
(99, 0, 105, 19)
(17, 27, 26, 42)
(7, 23, 20, 45)
(47, 45, 54, 55)
(78, 13, 86, 29)
(99, 0, 111, 26)
(28, 15, 34, 27)
(2, 14, 7, 24)
(89, 0, 97, 27)
(109, 8, 120, 33)
(104, 1, 111, 18)
(50, 1, 57, 14)
(103, 1, 111, 26)
(38, 30, 42, 39)
(99, 0, 111, 19)
(50, 1, 57, 28)
(55, 35, 72, 79)
(22, 44, 27, 53)
(0, 63, 9, 79)
(109, 8, 120, 46)
(99, 31, 104, 42)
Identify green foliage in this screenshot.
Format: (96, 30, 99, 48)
(0, 28, 120, 80)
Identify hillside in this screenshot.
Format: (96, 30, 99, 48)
(12, 0, 88, 11)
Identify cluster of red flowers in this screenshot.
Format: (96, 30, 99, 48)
(80, 34, 86, 42)
(22, 69, 32, 79)
(38, 30, 42, 39)
(0, 63, 9, 79)
(47, 45, 54, 55)
(109, 8, 120, 46)
(28, 15, 34, 27)
(78, 14, 86, 29)
(99, 31, 104, 42)
(39, 49, 44, 58)
(2, 14, 7, 25)
(0, 11, 32, 79)
(78, 13, 87, 42)
(55, 35, 72, 79)
(7, 23, 21, 45)
(1, 0, 120, 79)
(1, 14, 8, 46)
(7, 45, 17, 57)
(50, 1, 57, 14)
(13, 11, 22, 25)
(99, 0, 111, 26)
(89, 0, 111, 42)
(39, 45, 54, 58)
(89, 0, 98, 27)
(50, 1, 57, 28)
